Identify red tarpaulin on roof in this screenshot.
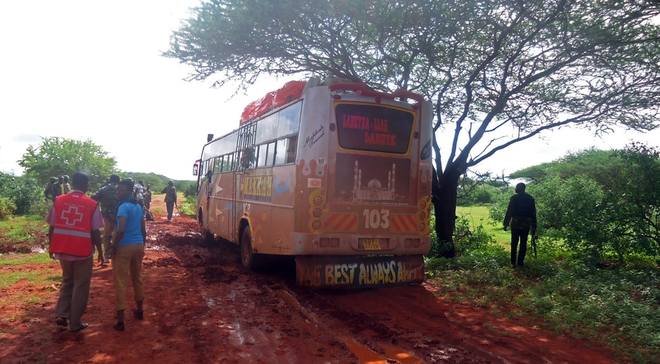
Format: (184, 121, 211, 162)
(240, 80, 306, 125)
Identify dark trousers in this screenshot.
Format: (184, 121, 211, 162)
(56, 257, 93, 329)
(166, 201, 175, 220)
(511, 228, 529, 267)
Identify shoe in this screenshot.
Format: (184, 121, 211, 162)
(133, 309, 144, 320)
(55, 317, 68, 327)
(113, 321, 125, 331)
(69, 322, 89, 332)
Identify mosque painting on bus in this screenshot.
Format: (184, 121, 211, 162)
(334, 154, 410, 203)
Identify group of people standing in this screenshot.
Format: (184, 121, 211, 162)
(44, 175, 71, 202)
(46, 172, 176, 332)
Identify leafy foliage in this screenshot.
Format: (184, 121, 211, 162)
(0, 197, 16, 220)
(493, 146, 660, 263)
(18, 137, 116, 190)
(427, 215, 658, 363)
(167, 0, 659, 251)
(0, 173, 46, 216)
(457, 175, 510, 205)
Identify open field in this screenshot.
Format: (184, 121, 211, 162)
(456, 205, 509, 247)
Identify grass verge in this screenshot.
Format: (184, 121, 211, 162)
(427, 211, 659, 363)
(0, 215, 48, 253)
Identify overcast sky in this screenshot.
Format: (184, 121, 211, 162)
(1, 0, 657, 181)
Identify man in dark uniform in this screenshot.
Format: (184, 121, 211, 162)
(503, 182, 537, 268)
(161, 181, 177, 222)
(44, 176, 58, 202)
(53, 176, 64, 201)
(92, 175, 120, 266)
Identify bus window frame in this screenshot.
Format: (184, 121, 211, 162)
(333, 101, 416, 156)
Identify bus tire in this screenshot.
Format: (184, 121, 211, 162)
(203, 229, 214, 243)
(240, 228, 263, 270)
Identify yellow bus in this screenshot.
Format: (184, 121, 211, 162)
(193, 79, 434, 288)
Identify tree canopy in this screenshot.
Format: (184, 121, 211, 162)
(167, 0, 659, 253)
(18, 137, 116, 190)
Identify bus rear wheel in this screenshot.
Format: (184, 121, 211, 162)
(240, 228, 263, 270)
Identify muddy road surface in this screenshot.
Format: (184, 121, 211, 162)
(0, 214, 614, 363)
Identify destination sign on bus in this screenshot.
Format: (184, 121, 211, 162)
(336, 104, 413, 154)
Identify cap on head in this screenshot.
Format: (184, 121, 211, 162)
(515, 182, 526, 193)
(49, 177, 58, 183)
(62, 175, 69, 182)
(109, 174, 120, 184)
(168, 180, 174, 186)
(71, 172, 89, 191)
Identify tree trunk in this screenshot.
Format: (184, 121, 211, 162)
(432, 163, 463, 258)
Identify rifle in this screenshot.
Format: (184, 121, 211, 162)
(531, 234, 538, 258)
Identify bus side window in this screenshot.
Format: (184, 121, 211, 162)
(257, 144, 268, 167)
(240, 147, 256, 169)
(278, 101, 301, 137)
(220, 154, 227, 172)
(214, 157, 221, 173)
(275, 138, 287, 165)
(266, 141, 276, 166)
(286, 135, 298, 164)
(232, 151, 239, 171)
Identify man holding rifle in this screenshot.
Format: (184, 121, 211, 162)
(503, 182, 538, 268)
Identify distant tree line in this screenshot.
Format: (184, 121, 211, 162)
(0, 137, 196, 220)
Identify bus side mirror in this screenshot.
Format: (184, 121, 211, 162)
(193, 163, 199, 176)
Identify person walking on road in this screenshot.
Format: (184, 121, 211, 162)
(161, 181, 177, 222)
(111, 178, 146, 331)
(47, 172, 103, 332)
(92, 175, 120, 266)
(144, 185, 152, 210)
(503, 182, 537, 268)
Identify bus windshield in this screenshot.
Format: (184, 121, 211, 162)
(336, 104, 413, 154)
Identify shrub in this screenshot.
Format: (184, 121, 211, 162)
(0, 197, 16, 220)
(0, 173, 44, 215)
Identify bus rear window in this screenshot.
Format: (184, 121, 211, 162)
(335, 104, 413, 154)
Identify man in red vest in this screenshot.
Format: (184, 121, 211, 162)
(47, 172, 103, 332)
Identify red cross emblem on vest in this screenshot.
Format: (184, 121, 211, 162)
(61, 205, 84, 226)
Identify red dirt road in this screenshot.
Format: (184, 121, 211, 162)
(0, 215, 615, 363)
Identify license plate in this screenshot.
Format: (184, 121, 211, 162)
(359, 238, 382, 251)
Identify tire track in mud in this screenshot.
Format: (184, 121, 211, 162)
(152, 219, 490, 363)
(0, 215, 611, 363)
(149, 217, 614, 364)
(148, 220, 354, 363)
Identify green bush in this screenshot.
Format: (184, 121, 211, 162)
(0, 173, 43, 215)
(0, 197, 16, 220)
(493, 146, 659, 264)
(426, 229, 659, 362)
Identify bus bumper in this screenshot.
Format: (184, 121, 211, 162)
(295, 255, 425, 288)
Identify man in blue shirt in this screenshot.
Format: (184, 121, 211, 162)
(111, 179, 146, 331)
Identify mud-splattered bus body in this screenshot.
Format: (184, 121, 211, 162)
(194, 79, 433, 288)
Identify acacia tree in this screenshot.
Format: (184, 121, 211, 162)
(166, 0, 659, 256)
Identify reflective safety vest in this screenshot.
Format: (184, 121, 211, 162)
(50, 191, 97, 257)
